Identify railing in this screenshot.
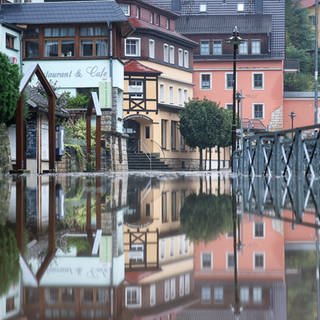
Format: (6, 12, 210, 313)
(140, 140, 152, 171)
(150, 139, 166, 160)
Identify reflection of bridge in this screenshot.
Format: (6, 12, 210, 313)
(234, 124, 320, 179)
(234, 175, 320, 227)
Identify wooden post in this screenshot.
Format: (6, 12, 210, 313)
(48, 95, 56, 171)
(96, 115, 101, 171)
(16, 96, 25, 171)
(86, 112, 92, 169)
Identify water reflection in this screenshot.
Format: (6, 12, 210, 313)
(0, 173, 320, 319)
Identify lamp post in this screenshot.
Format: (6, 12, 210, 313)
(228, 26, 242, 171)
(290, 111, 296, 139)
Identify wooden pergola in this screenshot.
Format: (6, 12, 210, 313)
(16, 64, 57, 172)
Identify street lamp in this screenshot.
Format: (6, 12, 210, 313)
(227, 26, 242, 171)
(290, 111, 296, 139)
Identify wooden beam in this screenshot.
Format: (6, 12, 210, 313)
(16, 96, 25, 171)
(96, 116, 101, 171)
(48, 95, 56, 171)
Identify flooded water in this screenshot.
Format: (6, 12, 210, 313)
(0, 171, 319, 320)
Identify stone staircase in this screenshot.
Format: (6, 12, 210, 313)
(127, 152, 170, 171)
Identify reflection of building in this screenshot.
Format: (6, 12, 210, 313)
(180, 213, 286, 319)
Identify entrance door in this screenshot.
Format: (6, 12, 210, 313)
(124, 120, 140, 153)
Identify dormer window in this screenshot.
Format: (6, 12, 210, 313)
(166, 18, 170, 29)
(199, 4, 207, 12)
(119, 4, 130, 16)
(237, 3, 244, 11)
(150, 12, 154, 24)
(136, 6, 140, 19)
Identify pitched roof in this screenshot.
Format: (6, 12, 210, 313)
(176, 14, 272, 34)
(300, 0, 319, 8)
(124, 60, 162, 74)
(128, 17, 198, 46)
(1, 0, 128, 24)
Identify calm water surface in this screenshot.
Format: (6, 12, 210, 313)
(0, 172, 319, 320)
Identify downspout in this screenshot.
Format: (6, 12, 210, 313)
(109, 23, 114, 130)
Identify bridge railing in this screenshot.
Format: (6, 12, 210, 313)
(234, 124, 320, 179)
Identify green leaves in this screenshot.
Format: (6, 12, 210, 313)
(0, 53, 20, 125)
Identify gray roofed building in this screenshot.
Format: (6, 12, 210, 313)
(175, 14, 272, 34)
(1, 0, 128, 25)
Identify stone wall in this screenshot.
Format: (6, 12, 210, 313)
(269, 105, 283, 131)
(0, 124, 12, 174)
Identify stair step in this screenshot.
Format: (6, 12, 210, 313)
(127, 152, 170, 171)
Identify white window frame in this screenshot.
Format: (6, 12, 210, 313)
(160, 239, 165, 259)
(170, 237, 174, 256)
(170, 278, 176, 299)
(200, 40, 210, 55)
(184, 50, 189, 68)
(253, 221, 265, 238)
(200, 73, 212, 90)
(252, 39, 261, 54)
(226, 252, 235, 270)
(119, 3, 130, 16)
(225, 72, 233, 89)
(159, 83, 165, 103)
(226, 103, 233, 111)
(199, 3, 207, 12)
(178, 48, 183, 66)
(125, 38, 141, 57)
(169, 86, 174, 104)
(184, 89, 188, 104)
(214, 287, 224, 303)
(240, 287, 250, 303)
(253, 103, 264, 119)
(179, 275, 185, 296)
(178, 88, 183, 106)
(253, 252, 265, 270)
(213, 40, 222, 55)
(149, 39, 155, 59)
(164, 280, 170, 301)
(239, 40, 248, 54)
(252, 72, 264, 89)
(164, 43, 169, 62)
(125, 286, 141, 308)
(185, 274, 190, 294)
(150, 284, 156, 306)
(201, 252, 212, 270)
(253, 287, 262, 303)
(201, 286, 211, 303)
(169, 45, 175, 64)
(129, 79, 143, 99)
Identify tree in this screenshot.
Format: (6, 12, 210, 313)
(179, 99, 227, 170)
(180, 193, 233, 242)
(0, 53, 20, 125)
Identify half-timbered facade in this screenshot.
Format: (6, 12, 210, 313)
(118, 0, 203, 169)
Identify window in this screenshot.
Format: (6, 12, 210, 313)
(161, 119, 168, 148)
(149, 39, 155, 58)
(171, 121, 178, 150)
(45, 40, 58, 57)
(150, 12, 154, 23)
(150, 284, 156, 306)
(199, 3, 207, 12)
(170, 238, 174, 256)
(226, 104, 233, 111)
(214, 287, 224, 303)
(253, 73, 264, 89)
(25, 40, 39, 58)
(253, 103, 264, 119)
(125, 38, 140, 56)
(178, 88, 183, 106)
(254, 221, 264, 238)
(254, 253, 265, 269)
(237, 3, 244, 11)
(145, 126, 150, 139)
(170, 278, 176, 299)
(239, 40, 248, 54)
(160, 239, 165, 259)
(252, 40, 261, 54)
(240, 287, 249, 303)
(120, 3, 130, 16)
(6, 297, 15, 312)
(166, 18, 170, 29)
(62, 288, 75, 303)
(162, 192, 168, 222)
(185, 274, 190, 294)
(136, 6, 140, 18)
(6, 34, 15, 49)
(171, 191, 177, 220)
(44, 27, 75, 57)
(184, 89, 188, 104)
(164, 280, 170, 301)
(225, 73, 233, 89)
(179, 275, 185, 296)
(169, 45, 175, 63)
(201, 252, 212, 270)
(213, 40, 222, 55)
(160, 84, 165, 102)
(164, 44, 169, 62)
(184, 50, 189, 68)
(129, 80, 143, 99)
(200, 40, 210, 55)
(156, 14, 160, 25)
(126, 287, 141, 307)
(201, 287, 211, 303)
(169, 86, 174, 104)
(227, 253, 234, 269)
(201, 73, 211, 90)
(253, 287, 262, 303)
(178, 48, 183, 66)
